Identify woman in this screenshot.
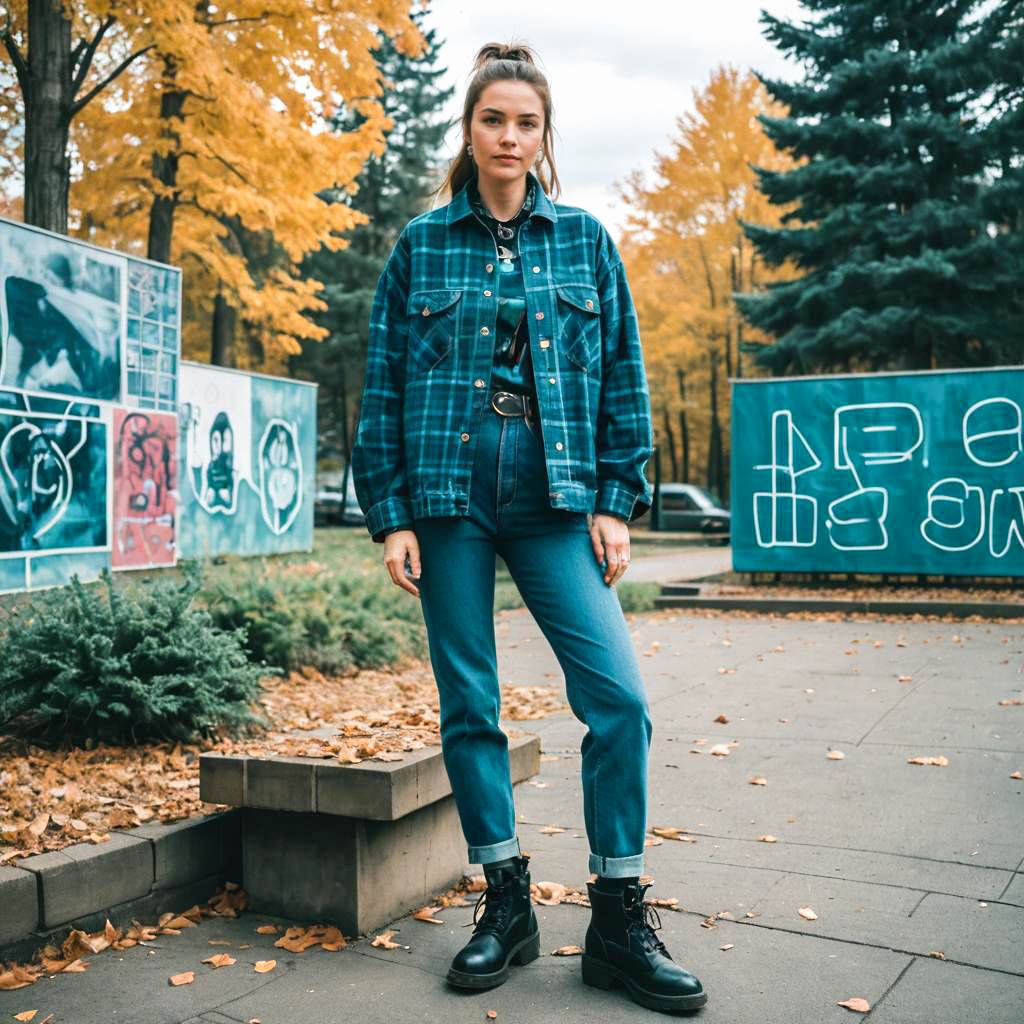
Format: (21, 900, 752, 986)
(351, 41, 707, 1014)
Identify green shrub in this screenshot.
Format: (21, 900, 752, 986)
(197, 559, 427, 675)
(0, 561, 273, 749)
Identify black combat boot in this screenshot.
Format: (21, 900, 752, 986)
(446, 853, 541, 990)
(583, 878, 707, 1012)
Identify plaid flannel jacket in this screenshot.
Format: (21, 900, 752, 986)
(351, 169, 654, 543)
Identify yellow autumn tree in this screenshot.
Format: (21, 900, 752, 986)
(1, 0, 425, 371)
(617, 64, 799, 501)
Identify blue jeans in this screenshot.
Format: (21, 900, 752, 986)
(413, 400, 654, 878)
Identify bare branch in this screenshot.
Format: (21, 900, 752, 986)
(69, 42, 156, 119)
(1, 31, 29, 94)
(70, 15, 116, 96)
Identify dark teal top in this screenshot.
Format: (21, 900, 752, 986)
(467, 170, 537, 400)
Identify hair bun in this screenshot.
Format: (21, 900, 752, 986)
(472, 41, 537, 73)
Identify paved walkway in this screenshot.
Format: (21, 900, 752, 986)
(2, 611, 1021, 1023)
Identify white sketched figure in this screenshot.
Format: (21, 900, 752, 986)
(258, 418, 302, 535)
(923, 397, 1024, 562)
(827, 403, 923, 551)
(753, 409, 821, 548)
(0, 409, 86, 545)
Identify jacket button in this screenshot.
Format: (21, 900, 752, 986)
(460, 432, 470, 442)
(535, 312, 544, 320)
(548, 376, 555, 384)
(484, 289, 492, 296)
(480, 326, 489, 335)
(474, 378, 485, 387)
(585, 299, 594, 309)
(532, 266, 540, 273)
(539, 339, 550, 348)
(555, 441, 563, 451)
(422, 307, 430, 316)
(486, 263, 494, 272)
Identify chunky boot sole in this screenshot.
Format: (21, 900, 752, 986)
(446, 926, 541, 990)
(582, 952, 708, 1011)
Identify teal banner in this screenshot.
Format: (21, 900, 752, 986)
(730, 367, 1024, 576)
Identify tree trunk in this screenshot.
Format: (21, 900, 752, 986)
(211, 290, 236, 366)
(23, 0, 72, 231)
(661, 408, 678, 481)
(707, 349, 724, 497)
(147, 55, 185, 264)
(676, 367, 690, 482)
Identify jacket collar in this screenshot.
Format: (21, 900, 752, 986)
(446, 167, 557, 226)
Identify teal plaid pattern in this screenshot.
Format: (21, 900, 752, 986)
(351, 169, 654, 542)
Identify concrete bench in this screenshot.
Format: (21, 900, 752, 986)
(199, 732, 540, 936)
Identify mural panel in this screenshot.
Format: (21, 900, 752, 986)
(177, 362, 314, 559)
(731, 367, 1024, 576)
(0, 219, 122, 401)
(112, 407, 177, 569)
(0, 388, 110, 594)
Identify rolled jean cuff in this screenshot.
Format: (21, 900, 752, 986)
(589, 851, 645, 878)
(468, 835, 522, 865)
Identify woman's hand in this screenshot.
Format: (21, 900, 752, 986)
(383, 529, 422, 597)
(590, 513, 631, 586)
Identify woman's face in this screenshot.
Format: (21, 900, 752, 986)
(469, 80, 545, 187)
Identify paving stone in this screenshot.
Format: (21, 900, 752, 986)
(869, 955, 1024, 1023)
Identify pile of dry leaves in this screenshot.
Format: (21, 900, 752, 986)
(0, 661, 569, 864)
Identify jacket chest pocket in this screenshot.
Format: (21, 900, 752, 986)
(406, 289, 463, 376)
(554, 283, 601, 377)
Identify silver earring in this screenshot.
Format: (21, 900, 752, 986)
(467, 143, 473, 155)
(535, 149, 543, 165)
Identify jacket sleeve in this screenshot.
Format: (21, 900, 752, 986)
(350, 230, 416, 543)
(592, 225, 655, 522)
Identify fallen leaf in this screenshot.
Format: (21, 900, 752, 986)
(898, 675, 913, 683)
(413, 906, 445, 924)
(169, 971, 194, 986)
(749, 776, 767, 786)
(202, 954, 236, 968)
(927, 950, 946, 959)
(907, 755, 949, 766)
(798, 906, 818, 920)
(998, 698, 1022, 706)
(255, 924, 280, 935)
(253, 960, 276, 973)
(836, 996, 871, 1013)
(531, 881, 568, 905)
(14, 1012, 38, 1021)
(827, 750, 846, 760)
(714, 714, 729, 724)
(757, 835, 777, 843)
(538, 825, 567, 834)
(1011, 771, 1022, 780)
(371, 931, 403, 949)
(709, 743, 736, 757)
(551, 945, 584, 956)
(719, 943, 735, 951)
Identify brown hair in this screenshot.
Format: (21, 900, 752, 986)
(434, 41, 562, 202)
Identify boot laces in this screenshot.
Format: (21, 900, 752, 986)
(626, 882, 671, 957)
(470, 880, 513, 937)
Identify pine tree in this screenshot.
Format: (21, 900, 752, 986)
(288, 8, 453, 487)
(736, 0, 1024, 374)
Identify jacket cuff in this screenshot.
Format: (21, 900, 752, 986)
(594, 480, 651, 522)
(365, 496, 415, 543)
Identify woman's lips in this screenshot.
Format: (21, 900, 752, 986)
(496, 156, 519, 161)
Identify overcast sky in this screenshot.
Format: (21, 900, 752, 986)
(419, 0, 808, 238)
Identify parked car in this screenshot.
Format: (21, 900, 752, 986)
(314, 474, 365, 527)
(655, 483, 730, 542)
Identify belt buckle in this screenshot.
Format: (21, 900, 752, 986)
(490, 391, 520, 416)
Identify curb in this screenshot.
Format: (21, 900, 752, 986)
(655, 592, 1024, 619)
(0, 809, 241, 965)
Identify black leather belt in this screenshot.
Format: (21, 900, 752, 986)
(489, 390, 540, 435)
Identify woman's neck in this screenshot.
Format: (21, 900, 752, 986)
(474, 169, 530, 222)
